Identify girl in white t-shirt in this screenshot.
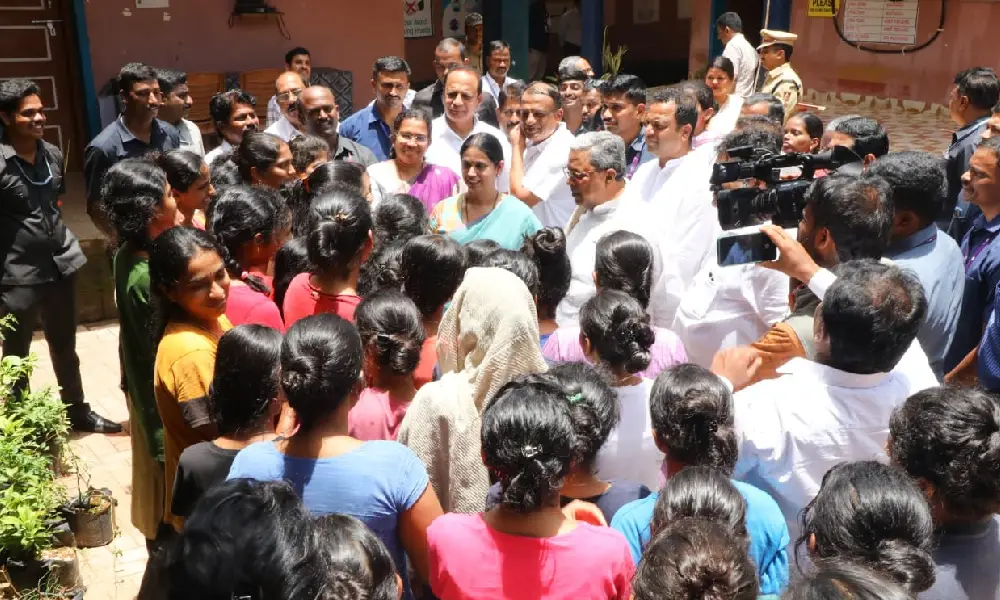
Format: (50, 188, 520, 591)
(580, 289, 664, 489)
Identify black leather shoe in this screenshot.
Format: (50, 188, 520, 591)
(69, 409, 123, 434)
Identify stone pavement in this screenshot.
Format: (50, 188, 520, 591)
(28, 321, 144, 600)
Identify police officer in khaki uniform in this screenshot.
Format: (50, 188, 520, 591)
(757, 29, 802, 123)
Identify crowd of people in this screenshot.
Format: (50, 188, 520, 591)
(2, 8, 1000, 600)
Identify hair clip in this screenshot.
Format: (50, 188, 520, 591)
(240, 271, 250, 280)
(522, 444, 540, 458)
(567, 393, 583, 404)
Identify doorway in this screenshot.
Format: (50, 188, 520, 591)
(0, 0, 87, 170)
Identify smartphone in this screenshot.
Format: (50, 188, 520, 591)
(717, 232, 777, 267)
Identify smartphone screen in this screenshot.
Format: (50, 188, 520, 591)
(717, 232, 777, 266)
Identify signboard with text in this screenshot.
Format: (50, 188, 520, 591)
(404, 0, 433, 38)
(843, 0, 919, 45)
(808, 0, 839, 18)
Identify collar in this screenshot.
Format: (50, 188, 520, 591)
(629, 130, 646, 152)
(778, 357, 892, 389)
(116, 116, 160, 144)
(444, 116, 480, 141)
(888, 223, 938, 254)
(972, 211, 1000, 234)
(956, 115, 989, 136)
(526, 123, 568, 150)
(365, 102, 393, 128)
(766, 62, 791, 78)
(0, 138, 44, 162)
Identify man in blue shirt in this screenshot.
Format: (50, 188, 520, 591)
(340, 56, 411, 162)
(870, 152, 964, 380)
(944, 137, 1000, 381)
(944, 67, 999, 240)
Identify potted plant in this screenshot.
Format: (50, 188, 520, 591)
(62, 487, 114, 549)
(601, 26, 628, 80)
(3, 383, 71, 474)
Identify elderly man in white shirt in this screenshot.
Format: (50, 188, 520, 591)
(674, 127, 790, 367)
(624, 87, 716, 327)
(264, 71, 305, 143)
(481, 41, 520, 103)
(713, 259, 934, 539)
(555, 132, 639, 326)
(425, 65, 511, 192)
(508, 82, 577, 228)
(717, 12, 759, 99)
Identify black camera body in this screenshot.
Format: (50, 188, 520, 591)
(711, 145, 859, 230)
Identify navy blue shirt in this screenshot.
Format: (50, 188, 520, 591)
(943, 117, 988, 240)
(944, 211, 1000, 373)
(339, 102, 393, 162)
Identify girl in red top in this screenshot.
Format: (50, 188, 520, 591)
(207, 185, 286, 331)
(283, 188, 373, 325)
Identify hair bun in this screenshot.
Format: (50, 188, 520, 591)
(531, 227, 567, 259)
(875, 539, 936, 593)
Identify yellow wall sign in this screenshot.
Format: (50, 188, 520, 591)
(808, 0, 839, 17)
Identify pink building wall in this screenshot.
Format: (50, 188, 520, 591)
(82, 0, 403, 110)
(688, 1, 1000, 105)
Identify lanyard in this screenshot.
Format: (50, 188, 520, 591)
(964, 230, 999, 271)
(626, 142, 643, 179)
(11, 153, 53, 187)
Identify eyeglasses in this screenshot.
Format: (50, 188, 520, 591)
(276, 88, 303, 102)
(563, 167, 595, 181)
(397, 132, 428, 144)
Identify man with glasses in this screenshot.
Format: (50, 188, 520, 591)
(267, 47, 312, 128)
(601, 74, 653, 179)
(204, 89, 259, 166)
(412, 38, 499, 127)
(425, 65, 510, 191)
(1, 79, 121, 433)
(295, 86, 376, 168)
(555, 131, 654, 326)
(84, 62, 179, 237)
(264, 71, 306, 143)
(508, 83, 576, 228)
(340, 56, 412, 161)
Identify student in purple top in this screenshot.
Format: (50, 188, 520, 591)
(543, 230, 687, 376)
(487, 362, 651, 521)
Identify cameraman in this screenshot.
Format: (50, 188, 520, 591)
(672, 125, 790, 367)
(824, 116, 888, 172)
(740, 172, 924, 386)
(868, 152, 964, 380)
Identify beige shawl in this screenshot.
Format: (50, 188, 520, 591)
(397, 268, 548, 513)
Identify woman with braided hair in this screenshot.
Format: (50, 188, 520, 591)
(206, 185, 285, 331)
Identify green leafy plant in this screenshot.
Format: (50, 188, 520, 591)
(601, 26, 628, 80)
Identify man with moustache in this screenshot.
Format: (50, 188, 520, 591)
(264, 70, 306, 143)
(0, 79, 120, 433)
(340, 56, 411, 161)
(482, 41, 520, 103)
(84, 62, 179, 236)
(267, 46, 312, 127)
(412, 38, 499, 127)
(425, 65, 510, 190)
(601, 74, 653, 178)
(157, 68, 204, 156)
(296, 86, 377, 168)
(497, 80, 526, 141)
(204, 89, 259, 166)
(508, 82, 576, 228)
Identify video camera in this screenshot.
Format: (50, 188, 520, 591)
(711, 145, 860, 230)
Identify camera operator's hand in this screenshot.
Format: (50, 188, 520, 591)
(758, 224, 821, 284)
(711, 346, 763, 391)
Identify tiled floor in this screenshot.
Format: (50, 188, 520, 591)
(23, 96, 959, 599)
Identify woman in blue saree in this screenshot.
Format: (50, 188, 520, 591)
(430, 132, 541, 250)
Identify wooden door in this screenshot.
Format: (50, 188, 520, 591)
(0, 0, 85, 170)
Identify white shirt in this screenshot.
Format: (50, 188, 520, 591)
(523, 123, 576, 228)
(627, 154, 685, 204)
(425, 116, 511, 193)
(556, 194, 627, 328)
(178, 118, 205, 157)
(204, 139, 232, 166)
(734, 356, 936, 538)
(723, 33, 760, 99)
(558, 6, 582, 46)
(708, 94, 744, 136)
(673, 224, 790, 368)
(625, 152, 717, 328)
(264, 114, 302, 142)
(267, 95, 281, 128)
(595, 379, 663, 490)
(482, 74, 521, 102)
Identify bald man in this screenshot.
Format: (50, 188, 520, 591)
(264, 71, 306, 142)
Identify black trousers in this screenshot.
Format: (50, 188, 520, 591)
(1, 274, 86, 409)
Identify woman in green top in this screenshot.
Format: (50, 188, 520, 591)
(103, 158, 181, 547)
(430, 132, 541, 250)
